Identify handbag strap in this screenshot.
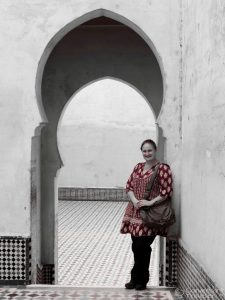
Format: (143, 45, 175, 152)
(144, 163, 160, 198)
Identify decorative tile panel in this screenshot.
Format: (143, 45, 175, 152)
(0, 237, 31, 285)
(177, 243, 225, 300)
(37, 264, 54, 284)
(165, 238, 178, 287)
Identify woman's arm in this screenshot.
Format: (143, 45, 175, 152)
(127, 191, 140, 209)
(125, 163, 140, 209)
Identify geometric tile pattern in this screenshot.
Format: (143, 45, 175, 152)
(0, 286, 177, 299)
(177, 243, 225, 300)
(58, 187, 129, 201)
(159, 261, 164, 286)
(159, 257, 166, 285)
(0, 237, 31, 285)
(58, 200, 160, 287)
(165, 238, 178, 287)
(37, 264, 54, 284)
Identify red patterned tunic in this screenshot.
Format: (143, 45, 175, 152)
(120, 161, 173, 237)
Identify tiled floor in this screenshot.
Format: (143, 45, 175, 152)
(58, 201, 160, 287)
(0, 286, 180, 299)
(0, 201, 184, 299)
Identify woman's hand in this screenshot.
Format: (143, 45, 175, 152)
(138, 196, 167, 208)
(138, 199, 153, 208)
(133, 200, 140, 209)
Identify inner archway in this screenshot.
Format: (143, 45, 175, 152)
(56, 78, 159, 286)
(32, 11, 165, 284)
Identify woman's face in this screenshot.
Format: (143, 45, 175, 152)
(141, 142, 156, 162)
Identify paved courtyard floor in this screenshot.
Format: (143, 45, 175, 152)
(0, 201, 184, 299)
(57, 201, 160, 287)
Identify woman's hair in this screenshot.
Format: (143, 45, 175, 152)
(140, 139, 157, 151)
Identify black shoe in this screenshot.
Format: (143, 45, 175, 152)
(135, 284, 147, 290)
(125, 281, 136, 289)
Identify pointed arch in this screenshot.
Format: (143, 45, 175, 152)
(35, 9, 165, 122)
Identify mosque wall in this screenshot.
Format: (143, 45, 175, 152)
(0, 0, 181, 238)
(181, 0, 225, 294)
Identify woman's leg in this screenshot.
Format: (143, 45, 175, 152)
(130, 234, 156, 286)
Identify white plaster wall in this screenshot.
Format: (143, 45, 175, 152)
(0, 0, 180, 236)
(58, 124, 156, 187)
(181, 0, 225, 293)
(57, 79, 156, 187)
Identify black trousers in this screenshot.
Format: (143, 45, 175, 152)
(130, 234, 156, 285)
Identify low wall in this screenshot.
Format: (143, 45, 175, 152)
(58, 187, 129, 202)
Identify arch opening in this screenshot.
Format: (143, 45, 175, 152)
(57, 77, 157, 187)
(56, 77, 159, 286)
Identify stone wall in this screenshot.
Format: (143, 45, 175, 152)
(180, 0, 225, 295)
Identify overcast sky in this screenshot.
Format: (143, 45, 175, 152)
(58, 78, 156, 130)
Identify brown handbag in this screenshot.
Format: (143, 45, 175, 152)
(139, 164, 176, 229)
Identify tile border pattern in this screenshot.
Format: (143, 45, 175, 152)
(0, 286, 176, 299)
(177, 241, 225, 300)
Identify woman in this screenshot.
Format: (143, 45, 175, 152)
(120, 139, 173, 290)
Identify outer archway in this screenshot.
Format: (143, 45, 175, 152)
(32, 10, 165, 284)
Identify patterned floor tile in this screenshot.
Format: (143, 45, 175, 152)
(58, 201, 160, 287)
